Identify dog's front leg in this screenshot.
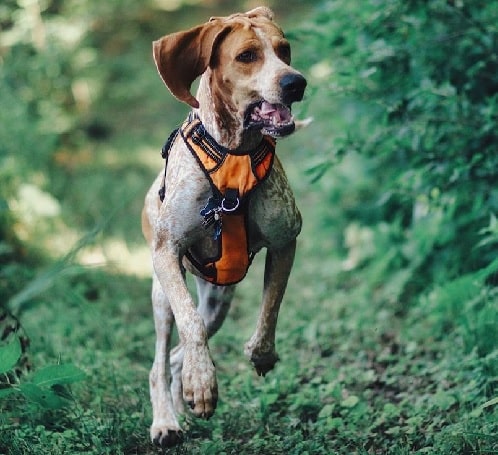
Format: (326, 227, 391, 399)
(170, 279, 235, 415)
(152, 243, 218, 419)
(149, 273, 183, 447)
(244, 239, 296, 376)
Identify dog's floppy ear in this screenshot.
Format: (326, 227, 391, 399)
(153, 22, 229, 108)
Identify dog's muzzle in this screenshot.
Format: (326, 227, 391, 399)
(243, 73, 307, 138)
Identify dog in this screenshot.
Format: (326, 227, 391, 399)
(141, 6, 307, 447)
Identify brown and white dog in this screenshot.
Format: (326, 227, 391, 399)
(141, 7, 307, 447)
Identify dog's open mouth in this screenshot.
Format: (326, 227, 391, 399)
(243, 101, 295, 137)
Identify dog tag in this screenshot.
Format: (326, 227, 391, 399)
(202, 209, 220, 228)
(201, 196, 219, 216)
(213, 214, 222, 240)
(200, 196, 223, 239)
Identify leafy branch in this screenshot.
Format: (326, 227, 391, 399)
(0, 336, 85, 409)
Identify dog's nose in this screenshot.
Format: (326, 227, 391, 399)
(280, 73, 307, 104)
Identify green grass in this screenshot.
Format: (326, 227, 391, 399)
(1, 1, 497, 454)
(2, 247, 497, 454)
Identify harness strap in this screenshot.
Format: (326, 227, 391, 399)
(180, 115, 275, 202)
(158, 114, 276, 286)
(158, 128, 180, 202)
(185, 210, 251, 284)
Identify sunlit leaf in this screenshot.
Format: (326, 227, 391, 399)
(0, 336, 22, 375)
(481, 396, 498, 410)
(341, 395, 359, 408)
(31, 363, 86, 388)
(318, 403, 335, 419)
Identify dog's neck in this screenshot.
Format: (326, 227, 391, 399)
(195, 71, 263, 152)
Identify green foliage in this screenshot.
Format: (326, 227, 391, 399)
(295, 0, 498, 347)
(291, 1, 498, 452)
(0, 333, 85, 408)
(0, 0, 170, 258)
(1, 0, 498, 454)
(0, 337, 22, 377)
(310, 6, 493, 201)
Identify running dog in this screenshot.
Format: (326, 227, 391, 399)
(142, 6, 307, 447)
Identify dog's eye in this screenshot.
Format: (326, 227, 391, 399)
(278, 44, 291, 64)
(236, 50, 257, 63)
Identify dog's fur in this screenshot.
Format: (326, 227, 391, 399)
(142, 7, 306, 447)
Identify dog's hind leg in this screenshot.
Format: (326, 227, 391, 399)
(170, 279, 235, 414)
(195, 278, 235, 338)
(149, 272, 183, 447)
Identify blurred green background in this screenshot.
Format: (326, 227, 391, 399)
(1, 0, 497, 454)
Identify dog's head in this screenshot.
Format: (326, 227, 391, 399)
(153, 7, 306, 139)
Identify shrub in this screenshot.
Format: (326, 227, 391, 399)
(296, 0, 498, 311)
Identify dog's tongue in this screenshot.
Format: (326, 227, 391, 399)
(260, 101, 292, 123)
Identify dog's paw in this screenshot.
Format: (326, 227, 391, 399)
(182, 346, 218, 418)
(244, 339, 279, 376)
(150, 423, 183, 448)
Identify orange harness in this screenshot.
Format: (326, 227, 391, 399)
(159, 115, 275, 286)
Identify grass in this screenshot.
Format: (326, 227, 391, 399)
(1, 1, 497, 454)
(2, 260, 497, 454)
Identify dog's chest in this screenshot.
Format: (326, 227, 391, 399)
(186, 163, 301, 258)
(162, 122, 301, 284)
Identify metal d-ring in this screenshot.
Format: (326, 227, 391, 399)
(221, 196, 240, 212)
